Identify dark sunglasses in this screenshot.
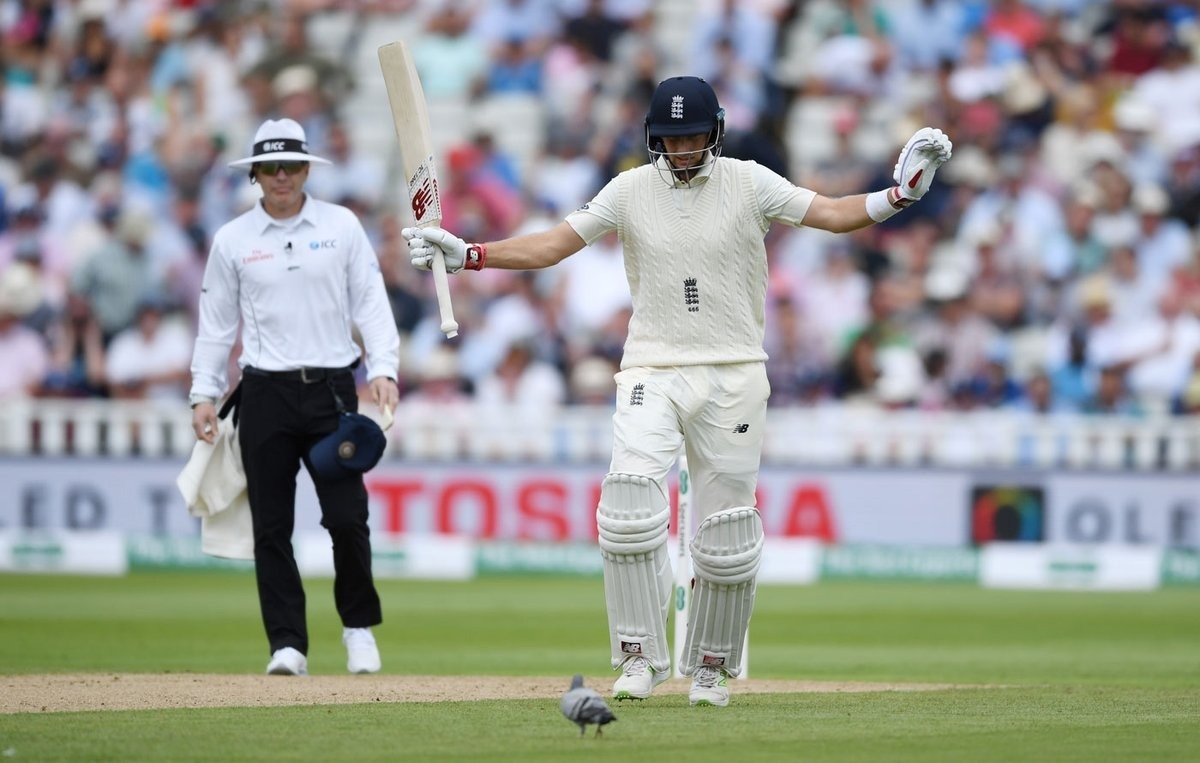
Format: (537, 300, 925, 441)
(256, 161, 308, 175)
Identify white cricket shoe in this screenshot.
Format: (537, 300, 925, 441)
(343, 627, 381, 674)
(612, 655, 668, 700)
(266, 647, 308, 676)
(689, 665, 730, 707)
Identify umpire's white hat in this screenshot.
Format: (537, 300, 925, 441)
(228, 118, 331, 168)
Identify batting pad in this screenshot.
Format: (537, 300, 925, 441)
(596, 473, 673, 673)
(680, 507, 763, 678)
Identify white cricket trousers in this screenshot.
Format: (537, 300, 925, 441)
(610, 362, 769, 521)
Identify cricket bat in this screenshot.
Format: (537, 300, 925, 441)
(671, 452, 750, 679)
(378, 41, 458, 339)
(672, 452, 692, 679)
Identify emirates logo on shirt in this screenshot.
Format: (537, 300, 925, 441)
(243, 250, 274, 265)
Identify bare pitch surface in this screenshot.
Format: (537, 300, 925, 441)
(0, 673, 976, 714)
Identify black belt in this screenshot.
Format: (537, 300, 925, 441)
(244, 363, 356, 384)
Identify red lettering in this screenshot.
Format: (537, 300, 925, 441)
(781, 485, 838, 541)
(517, 481, 570, 540)
(587, 481, 603, 541)
(366, 479, 425, 534)
(437, 481, 498, 537)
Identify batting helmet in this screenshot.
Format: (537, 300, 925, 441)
(644, 76, 726, 176)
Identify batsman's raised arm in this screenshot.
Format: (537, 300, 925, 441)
(801, 126, 953, 233)
(403, 221, 586, 273)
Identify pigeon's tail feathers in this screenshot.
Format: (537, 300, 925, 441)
(576, 693, 616, 726)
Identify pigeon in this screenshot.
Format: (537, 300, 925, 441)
(560, 674, 617, 737)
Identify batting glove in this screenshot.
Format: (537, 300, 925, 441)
(892, 127, 953, 204)
(402, 227, 486, 274)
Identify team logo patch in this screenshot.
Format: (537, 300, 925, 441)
(620, 641, 643, 655)
(629, 383, 645, 406)
(684, 278, 699, 313)
(671, 95, 684, 119)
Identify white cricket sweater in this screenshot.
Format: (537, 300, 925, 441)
(567, 157, 816, 369)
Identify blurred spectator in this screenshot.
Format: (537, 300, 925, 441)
(917, 347, 952, 410)
(1125, 289, 1200, 412)
(832, 329, 880, 405)
(965, 221, 1026, 331)
(244, 11, 352, 121)
(1103, 2, 1170, 80)
(1132, 183, 1191, 283)
(413, 3, 490, 99)
(802, 107, 874, 198)
(305, 121, 386, 211)
(765, 291, 826, 406)
(1042, 182, 1105, 281)
(404, 346, 470, 405)
(1107, 239, 1164, 325)
(70, 209, 163, 342)
(693, 0, 778, 85)
(529, 128, 600, 218)
(550, 230, 629, 342)
(481, 37, 544, 96)
(1083, 364, 1142, 415)
(563, 0, 627, 63)
(913, 267, 1001, 387)
(1008, 368, 1057, 415)
(1048, 326, 1091, 412)
(957, 153, 1065, 278)
(1134, 42, 1200, 152)
(438, 143, 523, 244)
(42, 293, 106, 398)
(875, 344, 926, 410)
(103, 297, 192, 400)
(795, 240, 870, 367)
(471, 130, 521, 193)
(459, 272, 549, 381)
(568, 354, 617, 405)
(475, 338, 566, 410)
(0, 264, 49, 398)
(472, 0, 561, 51)
(888, 0, 968, 72)
(984, 0, 1046, 53)
(271, 64, 331, 157)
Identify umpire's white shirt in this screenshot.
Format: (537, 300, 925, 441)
(189, 196, 400, 400)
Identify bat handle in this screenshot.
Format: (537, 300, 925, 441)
(429, 249, 459, 339)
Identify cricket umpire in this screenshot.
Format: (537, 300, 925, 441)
(404, 77, 951, 706)
(189, 118, 401, 676)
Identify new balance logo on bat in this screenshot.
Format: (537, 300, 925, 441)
(630, 383, 645, 406)
(684, 278, 699, 312)
(732, 424, 749, 434)
(412, 181, 436, 220)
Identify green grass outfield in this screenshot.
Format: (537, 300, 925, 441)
(1, 572, 1198, 761)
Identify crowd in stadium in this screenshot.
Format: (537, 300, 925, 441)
(3, 0, 1200, 418)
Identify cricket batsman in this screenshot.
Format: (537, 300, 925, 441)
(404, 76, 951, 706)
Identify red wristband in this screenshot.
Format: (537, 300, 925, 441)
(888, 186, 915, 209)
(465, 242, 487, 271)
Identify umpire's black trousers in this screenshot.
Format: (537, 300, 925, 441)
(238, 367, 382, 656)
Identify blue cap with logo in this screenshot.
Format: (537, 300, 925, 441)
(308, 412, 387, 481)
(644, 76, 724, 138)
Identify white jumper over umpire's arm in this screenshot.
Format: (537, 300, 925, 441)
(187, 118, 400, 677)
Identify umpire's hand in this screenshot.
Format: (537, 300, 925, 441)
(368, 376, 399, 423)
(192, 402, 218, 444)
